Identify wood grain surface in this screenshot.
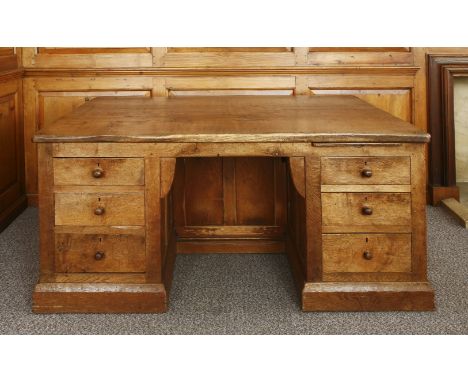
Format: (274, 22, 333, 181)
(55, 232, 146, 273)
(53, 158, 144, 186)
(321, 156, 410, 185)
(54, 192, 145, 226)
(322, 233, 412, 273)
(33, 96, 430, 143)
(322, 192, 412, 232)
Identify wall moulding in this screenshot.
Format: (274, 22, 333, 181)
(22, 66, 421, 78)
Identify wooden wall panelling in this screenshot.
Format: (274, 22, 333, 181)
(37, 48, 151, 54)
(0, 77, 26, 232)
(164, 76, 296, 94)
(306, 74, 415, 122)
(308, 48, 414, 66)
(0, 48, 19, 73)
(153, 47, 297, 67)
(22, 48, 153, 68)
(0, 48, 15, 55)
(23, 76, 153, 204)
(155, 47, 414, 68)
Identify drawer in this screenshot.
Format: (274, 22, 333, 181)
(321, 156, 410, 185)
(55, 192, 145, 226)
(53, 158, 144, 186)
(55, 232, 145, 273)
(322, 233, 412, 273)
(322, 193, 411, 232)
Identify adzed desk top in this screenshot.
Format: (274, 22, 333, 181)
(33, 95, 429, 144)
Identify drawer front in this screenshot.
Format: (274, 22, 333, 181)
(323, 233, 412, 273)
(321, 156, 410, 185)
(54, 158, 144, 186)
(322, 193, 411, 232)
(55, 193, 145, 226)
(55, 232, 146, 273)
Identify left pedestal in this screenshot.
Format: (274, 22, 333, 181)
(33, 143, 177, 313)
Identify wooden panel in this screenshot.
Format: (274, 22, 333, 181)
(0, 81, 26, 232)
(321, 156, 410, 185)
(171, 90, 293, 96)
(0, 47, 17, 72)
(308, 48, 413, 66)
(183, 157, 224, 226)
(0, 95, 17, 196)
(311, 89, 412, 122)
(53, 158, 144, 186)
(167, 48, 293, 53)
(309, 48, 411, 52)
(55, 192, 145, 226)
(158, 49, 296, 67)
(176, 157, 286, 232)
(38, 48, 150, 54)
(23, 48, 153, 68)
(165, 76, 295, 91)
(322, 233, 412, 273)
(39, 90, 151, 130)
(55, 232, 146, 273)
(235, 157, 276, 225)
(322, 193, 412, 232)
(0, 48, 15, 56)
(307, 75, 414, 89)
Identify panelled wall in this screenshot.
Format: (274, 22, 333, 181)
(0, 48, 26, 232)
(15, 47, 461, 248)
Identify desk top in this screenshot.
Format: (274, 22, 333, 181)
(33, 95, 430, 144)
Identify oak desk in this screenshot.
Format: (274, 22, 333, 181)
(32, 96, 435, 313)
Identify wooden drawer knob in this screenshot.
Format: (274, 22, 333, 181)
(361, 169, 373, 178)
(363, 250, 373, 260)
(361, 206, 373, 215)
(94, 251, 105, 260)
(94, 207, 105, 216)
(92, 168, 104, 178)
